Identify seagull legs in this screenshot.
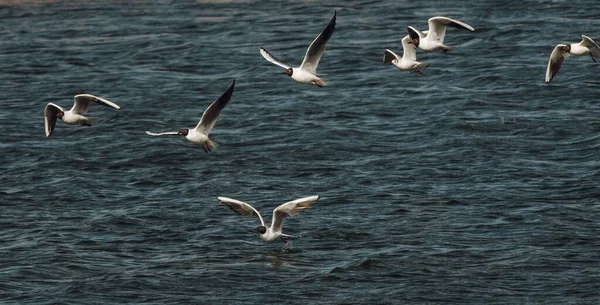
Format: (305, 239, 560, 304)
(202, 143, 211, 153)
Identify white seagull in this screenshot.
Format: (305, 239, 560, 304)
(145, 80, 235, 153)
(407, 16, 475, 52)
(44, 94, 120, 137)
(384, 35, 429, 74)
(217, 195, 320, 243)
(545, 35, 600, 83)
(260, 11, 336, 87)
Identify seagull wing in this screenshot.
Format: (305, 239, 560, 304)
(427, 17, 474, 43)
(300, 11, 336, 75)
(407, 26, 422, 46)
(580, 35, 600, 50)
(383, 49, 401, 64)
(145, 130, 179, 136)
(401, 35, 417, 61)
(271, 195, 319, 233)
(194, 80, 235, 135)
(146, 130, 179, 136)
(44, 103, 64, 137)
(72, 94, 120, 114)
(260, 47, 291, 70)
(217, 196, 265, 227)
(545, 44, 571, 83)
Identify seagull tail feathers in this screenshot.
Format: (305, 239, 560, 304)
(441, 45, 454, 52)
(206, 139, 220, 151)
(314, 79, 327, 87)
(416, 62, 429, 71)
(83, 118, 97, 126)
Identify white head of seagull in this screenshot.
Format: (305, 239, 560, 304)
(406, 16, 475, 53)
(383, 35, 429, 74)
(144, 80, 235, 153)
(545, 35, 600, 83)
(260, 11, 336, 87)
(217, 195, 320, 243)
(44, 94, 120, 137)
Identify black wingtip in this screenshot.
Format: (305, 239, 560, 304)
(226, 79, 235, 94)
(407, 26, 419, 40)
(260, 47, 273, 57)
(383, 50, 395, 64)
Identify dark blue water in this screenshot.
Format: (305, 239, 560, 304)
(2, 1, 600, 304)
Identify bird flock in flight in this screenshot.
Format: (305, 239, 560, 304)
(42, 11, 599, 245)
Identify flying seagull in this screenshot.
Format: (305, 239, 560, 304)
(545, 35, 600, 83)
(145, 80, 235, 153)
(407, 16, 475, 52)
(384, 35, 429, 74)
(260, 11, 336, 87)
(217, 195, 320, 243)
(44, 94, 120, 137)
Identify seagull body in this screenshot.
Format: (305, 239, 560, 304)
(145, 80, 235, 153)
(260, 11, 336, 87)
(217, 195, 320, 243)
(545, 35, 600, 83)
(44, 94, 120, 137)
(407, 16, 475, 52)
(384, 35, 429, 74)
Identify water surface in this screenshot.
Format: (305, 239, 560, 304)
(1, 1, 600, 304)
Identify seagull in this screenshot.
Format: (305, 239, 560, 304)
(407, 16, 475, 52)
(44, 94, 120, 137)
(384, 35, 429, 74)
(260, 11, 336, 87)
(217, 195, 320, 243)
(145, 80, 235, 153)
(545, 35, 600, 83)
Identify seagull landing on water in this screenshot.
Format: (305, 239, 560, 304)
(260, 11, 336, 87)
(384, 35, 429, 74)
(217, 195, 320, 243)
(545, 35, 600, 83)
(44, 94, 120, 137)
(406, 16, 475, 53)
(145, 80, 235, 153)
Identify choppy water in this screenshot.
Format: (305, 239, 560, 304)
(2, 0, 600, 304)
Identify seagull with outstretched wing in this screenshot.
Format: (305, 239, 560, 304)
(406, 16, 475, 52)
(217, 195, 320, 243)
(145, 80, 235, 153)
(545, 35, 600, 83)
(260, 11, 336, 87)
(384, 35, 429, 74)
(44, 94, 120, 137)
